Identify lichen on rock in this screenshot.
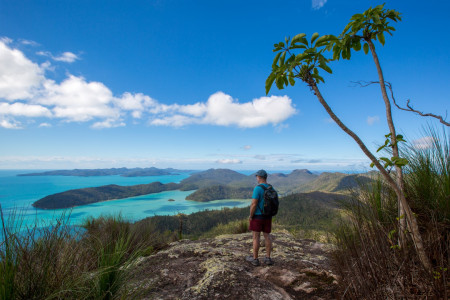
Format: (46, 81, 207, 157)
(122, 231, 338, 299)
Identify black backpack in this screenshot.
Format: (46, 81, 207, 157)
(258, 184, 279, 217)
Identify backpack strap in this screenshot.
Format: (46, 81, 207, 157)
(257, 184, 271, 214)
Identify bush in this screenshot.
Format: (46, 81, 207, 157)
(0, 209, 171, 299)
(333, 128, 449, 299)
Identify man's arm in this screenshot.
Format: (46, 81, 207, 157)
(249, 198, 258, 220)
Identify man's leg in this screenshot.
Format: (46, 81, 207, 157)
(263, 232, 272, 257)
(252, 231, 261, 259)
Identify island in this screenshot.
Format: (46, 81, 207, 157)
(33, 182, 181, 209)
(185, 185, 253, 202)
(32, 168, 374, 209)
(18, 167, 190, 177)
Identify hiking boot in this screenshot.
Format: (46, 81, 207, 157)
(264, 257, 274, 265)
(245, 255, 260, 266)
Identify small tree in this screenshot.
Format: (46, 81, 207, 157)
(266, 4, 432, 271)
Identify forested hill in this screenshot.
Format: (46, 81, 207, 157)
(32, 168, 375, 209)
(179, 168, 252, 189)
(32, 182, 181, 209)
(185, 185, 253, 202)
(18, 167, 190, 177)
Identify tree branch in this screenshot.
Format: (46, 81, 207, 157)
(353, 80, 450, 126)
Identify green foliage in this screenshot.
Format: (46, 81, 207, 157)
(370, 133, 409, 169)
(330, 4, 401, 60)
(333, 128, 449, 298)
(140, 207, 250, 239)
(200, 219, 249, 239)
(266, 4, 402, 95)
(0, 209, 171, 299)
(266, 32, 337, 94)
(186, 185, 252, 201)
(402, 127, 450, 222)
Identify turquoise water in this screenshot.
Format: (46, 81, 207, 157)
(0, 170, 251, 227)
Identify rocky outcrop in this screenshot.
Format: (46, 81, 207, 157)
(123, 231, 338, 299)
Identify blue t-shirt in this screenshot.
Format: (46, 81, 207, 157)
(252, 183, 270, 217)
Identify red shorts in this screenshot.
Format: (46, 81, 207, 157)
(249, 218, 272, 233)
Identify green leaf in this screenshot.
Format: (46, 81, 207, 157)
(392, 157, 408, 167)
(396, 135, 406, 143)
(345, 46, 352, 59)
(291, 33, 307, 44)
(380, 157, 392, 165)
(342, 22, 352, 34)
(376, 141, 388, 152)
(370, 162, 375, 168)
(363, 43, 369, 54)
(291, 44, 307, 49)
(272, 52, 282, 67)
(352, 40, 362, 51)
(378, 32, 385, 45)
(373, 14, 381, 25)
(298, 37, 309, 46)
(350, 13, 364, 21)
(295, 53, 307, 62)
(311, 32, 319, 44)
(280, 52, 286, 66)
(319, 64, 332, 74)
(265, 73, 276, 94)
(275, 77, 284, 90)
(315, 35, 335, 47)
(288, 76, 295, 86)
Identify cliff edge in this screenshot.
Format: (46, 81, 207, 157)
(123, 231, 338, 299)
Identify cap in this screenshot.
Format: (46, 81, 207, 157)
(255, 169, 268, 178)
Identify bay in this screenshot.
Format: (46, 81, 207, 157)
(0, 170, 251, 228)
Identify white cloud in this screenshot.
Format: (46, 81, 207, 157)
(91, 118, 126, 129)
(0, 102, 51, 117)
(114, 92, 157, 119)
(0, 39, 297, 130)
(412, 136, 434, 149)
(150, 92, 297, 128)
(37, 50, 79, 63)
(0, 37, 12, 44)
(367, 115, 380, 125)
(0, 118, 22, 129)
(40, 75, 118, 122)
(38, 122, 52, 128)
(53, 52, 79, 63)
(275, 123, 289, 133)
(242, 145, 252, 150)
(216, 159, 243, 164)
(312, 0, 327, 10)
(0, 41, 45, 101)
(20, 39, 39, 46)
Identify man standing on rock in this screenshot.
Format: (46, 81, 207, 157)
(246, 169, 274, 266)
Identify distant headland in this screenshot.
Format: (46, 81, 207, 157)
(32, 168, 374, 209)
(18, 167, 191, 177)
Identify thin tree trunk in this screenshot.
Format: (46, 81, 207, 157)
(367, 39, 408, 248)
(308, 78, 432, 272)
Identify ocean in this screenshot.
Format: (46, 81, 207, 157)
(0, 170, 251, 228)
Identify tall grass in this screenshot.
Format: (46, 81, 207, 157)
(333, 127, 449, 299)
(0, 209, 172, 299)
(199, 219, 248, 239)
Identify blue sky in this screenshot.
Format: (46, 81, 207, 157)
(0, 0, 449, 171)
